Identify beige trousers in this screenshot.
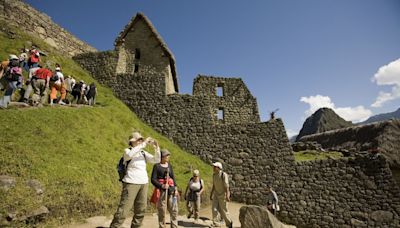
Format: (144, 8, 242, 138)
(212, 196, 232, 226)
(110, 183, 148, 228)
(157, 191, 178, 228)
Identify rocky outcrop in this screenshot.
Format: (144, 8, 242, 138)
(0, 0, 96, 56)
(239, 205, 296, 228)
(296, 108, 353, 141)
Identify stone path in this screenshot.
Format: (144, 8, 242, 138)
(62, 202, 244, 228)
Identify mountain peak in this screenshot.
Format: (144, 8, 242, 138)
(296, 108, 353, 141)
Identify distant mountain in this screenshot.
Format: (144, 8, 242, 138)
(296, 108, 353, 141)
(360, 108, 400, 125)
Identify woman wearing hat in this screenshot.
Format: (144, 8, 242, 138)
(0, 55, 22, 108)
(151, 149, 179, 228)
(184, 169, 204, 221)
(110, 132, 160, 228)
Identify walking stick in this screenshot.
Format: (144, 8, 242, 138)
(163, 167, 169, 227)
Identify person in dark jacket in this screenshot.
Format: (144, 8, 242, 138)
(151, 149, 179, 228)
(85, 82, 97, 105)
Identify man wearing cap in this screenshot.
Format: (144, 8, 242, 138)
(210, 162, 233, 228)
(151, 149, 179, 228)
(110, 132, 160, 228)
(184, 169, 204, 221)
(49, 67, 66, 105)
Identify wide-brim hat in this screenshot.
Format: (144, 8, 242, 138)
(129, 132, 144, 143)
(212, 162, 223, 170)
(193, 169, 200, 176)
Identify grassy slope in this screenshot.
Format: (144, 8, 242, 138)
(0, 20, 213, 226)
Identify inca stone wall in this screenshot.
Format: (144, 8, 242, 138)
(71, 12, 400, 227)
(300, 120, 400, 168)
(74, 50, 400, 227)
(0, 0, 96, 56)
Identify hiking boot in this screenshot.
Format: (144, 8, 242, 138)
(228, 222, 233, 228)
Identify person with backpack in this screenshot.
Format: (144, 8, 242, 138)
(110, 132, 160, 228)
(184, 169, 204, 221)
(0, 55, 23, 109)
(71, 80, 84, 104)
(49, 67, 66, 105)
(28, 46, 40, 69)
(151, 149, 179, 228)
(210, 162, 233, 228)
(31, 66, 52, 106)
(85, 82, 97, 106)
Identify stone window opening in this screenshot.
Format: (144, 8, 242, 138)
(217, 108, 224, 121)
(134, 64, 139, 73)
(216, 83, 224, 97)
(135, 48, 141, 59)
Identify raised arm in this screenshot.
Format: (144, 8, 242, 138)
(144, 142, 160, 164)
(123, 141, 146, 161)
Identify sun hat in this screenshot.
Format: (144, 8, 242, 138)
(212, 162, 223, 170)
(161, 149, 171, 157)
(129, 132, 144, 143)
(193, 169, 200, 176)
(9, 54, 18, 60)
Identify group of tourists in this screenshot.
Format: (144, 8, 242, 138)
(111, 131, 236, 228)
(0, 47, 97, 108)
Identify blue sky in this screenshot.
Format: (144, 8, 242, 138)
(25, 0, 400, 137)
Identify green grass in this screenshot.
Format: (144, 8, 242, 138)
(0, 20, 213, 227)
(294, 150, 343, 162)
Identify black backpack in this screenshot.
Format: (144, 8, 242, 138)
(50, 74, 59, 81)
(117, 151, 146, 182)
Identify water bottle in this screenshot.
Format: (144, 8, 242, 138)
(172, 195, 177, 206)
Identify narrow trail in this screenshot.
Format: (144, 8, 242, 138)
(62, 202, 244, 228)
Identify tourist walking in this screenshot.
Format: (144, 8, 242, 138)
(0, 55, 22, 108)
(31, 66, 52, 106)
(266, 185, 279, 215)
(210, 162, 233, 228)
(49, 67, 66, 105)
(184, 169, 204, 221)
(110, 132, 160, 228)
(151, 149, 179, 228)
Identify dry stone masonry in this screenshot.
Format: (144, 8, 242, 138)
(0, 0, 96, 56)
(71, 12, 400, 227)
(2, 0, 399, 226)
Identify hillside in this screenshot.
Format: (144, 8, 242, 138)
(0, 20, 213, 227)
(360, 107, 400, 125)
(296, 107, 353, 141)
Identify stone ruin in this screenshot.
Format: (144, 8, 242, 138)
(69, 12, 400, 227)
(2, 0, 399, 225)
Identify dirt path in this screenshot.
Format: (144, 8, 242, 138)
(62, 202, 244, 228)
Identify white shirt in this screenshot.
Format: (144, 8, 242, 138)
(54, 71, 64, 85)
(189, 179, 204, 191)
(122, 142, 161, 184)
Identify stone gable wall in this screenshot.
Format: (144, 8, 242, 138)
(0, 0, 96, 56)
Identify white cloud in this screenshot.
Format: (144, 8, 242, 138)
(286, 129, 298, 138)
(300, 95, 372, 123)
(371, 58, 400, 107)
(300, 95, 334, 116)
